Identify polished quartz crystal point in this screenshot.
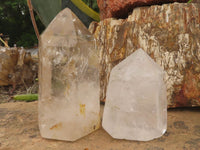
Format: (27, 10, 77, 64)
(39, 8, 100, 141)
(102, 49, 167, 141)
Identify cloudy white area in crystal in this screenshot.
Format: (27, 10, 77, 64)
(102, 49, 167, 141)
(39, 8, 100, 141)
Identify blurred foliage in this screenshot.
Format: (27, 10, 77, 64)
(0, 0, 45, 48)
(0, 0, 98, 48)
(82, 0, 99, 12)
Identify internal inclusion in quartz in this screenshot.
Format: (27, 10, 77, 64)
(39, 8, 100, 141)
(102, 49, 167, 141)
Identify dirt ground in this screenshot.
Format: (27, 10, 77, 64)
(0, 100, 200, 150)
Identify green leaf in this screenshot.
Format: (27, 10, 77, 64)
(13, 94, 38, 102)
(71, 0, 100, 21)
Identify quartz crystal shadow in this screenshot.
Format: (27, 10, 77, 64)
(102, 49, 167, 141)
(39, 8, 100, 141)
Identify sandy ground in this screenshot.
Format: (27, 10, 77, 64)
(0, 101, 200, 150)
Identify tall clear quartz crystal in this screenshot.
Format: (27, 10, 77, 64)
(102, 49, 167, 141)
(39, 8, 100, 141)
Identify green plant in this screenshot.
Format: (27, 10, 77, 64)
(0, 0, 44, 48)
(13, 94, 38, 102)
(82, 0, 99, 12)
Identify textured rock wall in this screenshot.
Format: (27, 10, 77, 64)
(97, 0, 188, 20)
(89, 3, 200, 107)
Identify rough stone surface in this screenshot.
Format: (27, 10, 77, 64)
(1, 101, 200, 150)
(0, 47, 38, 88)
(102, 49, 167, 141)
(97, 0, 188, 19)
(89, 3, 200, 107)
(39, 8, 100, 141)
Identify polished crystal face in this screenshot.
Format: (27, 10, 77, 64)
(39, 8, 100, 141)
(102, 49, 167, 141)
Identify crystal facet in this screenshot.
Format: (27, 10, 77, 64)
(102, 49, 167, 141)
(39, 8, 100, 141)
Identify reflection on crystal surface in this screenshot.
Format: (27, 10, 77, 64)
(39, 8, 100, 141)
(102, 49, 167, 141)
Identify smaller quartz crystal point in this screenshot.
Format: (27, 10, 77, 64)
(39, 8, 100, 141)
(102, 49, 167, 141)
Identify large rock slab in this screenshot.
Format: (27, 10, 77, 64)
(89, 2, 200, 107)
(97, 0, 188, 20)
